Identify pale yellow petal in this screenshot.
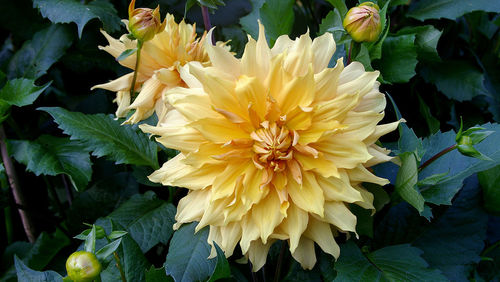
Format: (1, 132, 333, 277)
(311, 32, 336, 74)
(205, 28, 241, 78)
(304, 217, 340, 258)
(314, 58, 344, 102)
(278, 203, 308, 253)
(316, 172, 365, 203)
(323, 201, 357, 233)
(174, 189, 210, 229)
(287, 172, 325, 216)
(248, 239, 274, 272)
(291, 237, 316, 270)
(251, 189, 286, 244)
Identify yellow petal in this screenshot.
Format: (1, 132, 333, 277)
(251, 189, 286, 244)
(291, 236, 316, 270)
(247, 239, 274, 272)
(323, 201, 357, 233)
(278, 203, 308, 253)
(313, 138, 372, 169)
(283, 31, 312, 77)
(212, 162, 251, 201)
(316, 171, 365, 203)
(174, 189, 210, 229)
(287, 172, 325, 216)
(166, 88, 220, 121)
(349, 165, 389, 186)
(91, 73, 134, 91)
(294, 152, 339, 178)
(219, 222, 242, 257)
(190, 117, 250, 143)
(311, 32, 336, 74)
(314, 58, 344, 102)
(304, 217, 340, 258)
(205, 28, 241, 78)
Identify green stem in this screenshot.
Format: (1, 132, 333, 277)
(482, 240, 500, 256)
(4, 206, 13, 244)
(347, 41, 354, 65)
(418, 144, 457, 172)
(106, 237, 126, 282)
(129, 41, 143, 98)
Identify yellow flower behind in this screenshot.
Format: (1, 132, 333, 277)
(141, 23, 399, 270)
(92, 14, 210, 124)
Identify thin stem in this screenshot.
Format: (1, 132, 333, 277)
(129, 41, 143, 98)
(0, 125, 35, 243)
(347, 41, 354, 65)
(61, 175, 73, 206)
(483, 240, 500, 256)
(106, 237, 126, 282)
(418, 144, 457, 172)
(273, 243, 286, 282)
(4, 206, 13, 244)
(201, 6, 212, 31)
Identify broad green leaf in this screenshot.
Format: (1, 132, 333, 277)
(318, 9, 344, 43)
(397, 123, 425, 160)
(334, 242, 447, 281)
(208, 243, 231, 282)
(478, 165, 500, 214)
(325, 0, 348, 18)
(198, 0, 225, 9)
(108, 231, 128, 240)
(420, 60, 488, 102)
(96, 238, 122, 261)
(414, 177, 488, 281)
(379, 34, 418, 83)
(419, 123, 500, 205)
(240, 0, 265, 40)
(259, 0, 294, 46)
(397, 25, 442, 62)
(0, 79, 51, 107)
(395, 152, 425, 212)
(366, 0, 390, 60)
(417, 171, 449, 186)
(283, 260, 321, 281)
(14, 256, 63, 282)
(9, 135, 92, 191)
(165, 222, 216, 282)
(408, 0, 500, 21)
(146, 266, 173, 282)
(101, 191, 176, 252)
(39, 107, 158, 168)
(353, 43, 372, 70)
(7, 25, 73, 79)
(33, 0, 122, 38)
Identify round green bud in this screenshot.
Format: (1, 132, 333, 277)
(343, 2, 382, 43)
(66, 251, 102, 282)
(128, 0, 165, 42)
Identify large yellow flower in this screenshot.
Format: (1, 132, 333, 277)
(92, 14, 210, 124)
(141, 24, 399, 270)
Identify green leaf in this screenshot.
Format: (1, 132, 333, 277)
(417, 95, 440, 134)
(108, 231, 128, 240)
(318, 9, 345, 44)
(165, 222, 216, 282)
(259, 0, 295, 46)
(325, 0, 348, 18)
(39, 107, 158, 168)
(33, 0, 122, 38)
(208, 243, 231, 282)
(397, 123, 425, 160)
(9, 135, 92, 191)
(379, 34, 418, 83)
(478, 165, 500, 214)
(421, 60, 489, 102)
(185, 0, 197, 17)
(366, 0, 390, 60)
(14, 256, 63, 282)
(240, 0, 264, 40)
(395, 152, 425, 212)
(146, 266, 173, 282)
(407, 0, 500, 21)
(96, 238, 122, 261)
(7, 24, 73, 79)
(414, 177, 488, 280)
(397, 25, 442, 62)
(419, 123, 500, 205)
(85, 225, 97, 253)
(334, 242, 447, 281)
(0, 79, 51, 107)
(101, 191, 176, 252)
(198, 0, 225, 9)
(417, 171, 449, 186)
(117, 48, 137, 62)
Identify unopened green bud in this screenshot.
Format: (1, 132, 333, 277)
(128, 0, 165, 42)
(343, 2, 382, 43)
(66, 251, 102, 282)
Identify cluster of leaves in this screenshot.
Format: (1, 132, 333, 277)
(0, 0, 499, 281)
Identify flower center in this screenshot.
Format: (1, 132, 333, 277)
(250, 121, 295, 172)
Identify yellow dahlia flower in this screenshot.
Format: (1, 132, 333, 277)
(141, 23, 399, 270)
(92, 14, 210, 124)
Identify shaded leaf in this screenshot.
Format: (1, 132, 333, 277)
(165, 222, 216, 282)
(146, 266, 173, 282)
(102, 191, 176, 252)
(33, 0, 122, 38)
(7, 24, 73, 79)
(419, 123, 500, 205)
(397, 25, 442, 62)
(418, 94, 440, 134)
(325, 0, 347, 17)
(259, 0, 294, 46)
(478, 165, 500, 214)
(14, 256, 63, 282)
(334, 242, 447, 281)
(408, 0, 500, 21)
(9, 135, 92, 191)
(39, 107, 158, 168)
(395, 152, 425, 212)
(421, 60, 489, 102)
(379, 34, 418, 83)
(414, 176, 488, 281)
(239, 0, 264, 40)
(208, 243, 231, 282)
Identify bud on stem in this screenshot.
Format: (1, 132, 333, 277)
(128, 0, 165, 42)
(343, 2, 382, 43)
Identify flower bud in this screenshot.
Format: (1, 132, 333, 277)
(128, 0, 165, 42)
(343, 2, 382, 43)
(66, 251, 102, 282)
